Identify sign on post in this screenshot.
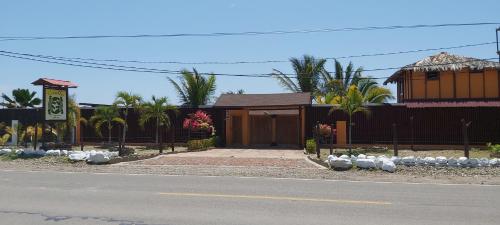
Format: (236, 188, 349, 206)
(44, 88, 68, 121)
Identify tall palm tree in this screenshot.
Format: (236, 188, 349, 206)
(139, 96, 177, 152)
(272, 55, 326, 93)
(1, 89, 41, 108)
(167, 69, 216, 107)
(320, 59, 363, 96)
(113, 92, 142, 147)
(331, 85, 368, 155)
(90, 106, 124, 144)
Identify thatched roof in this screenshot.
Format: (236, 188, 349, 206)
(384, 52, 500, 84)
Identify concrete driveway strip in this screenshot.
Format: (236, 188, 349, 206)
(0, 170, 499, 225)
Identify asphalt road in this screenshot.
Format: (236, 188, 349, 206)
(0, 170, 499, 225)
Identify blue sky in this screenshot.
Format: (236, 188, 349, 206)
(1, 0, 499, 105)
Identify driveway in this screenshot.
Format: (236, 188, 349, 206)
(124, 148, 319, 169)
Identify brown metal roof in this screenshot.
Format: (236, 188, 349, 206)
(405, 101, 500, 108)
(31, 78, 78, 88)
(214, 93, 311, 107)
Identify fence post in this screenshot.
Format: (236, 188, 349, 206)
(329, 123, 334, 155)
(392, 123, 398, 156)
(410, 116, 414, 151)
(315, 121, 320, 158)
(33, 123, 38, 150)
(461, 118, 471, 158)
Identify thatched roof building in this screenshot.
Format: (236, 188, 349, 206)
(384, 52, 500, 84)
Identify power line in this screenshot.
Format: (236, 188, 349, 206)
(11, 41, 494, 65)
(0, 22, 498, 41)
(0, 50, 497, 80)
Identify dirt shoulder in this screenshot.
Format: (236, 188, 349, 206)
(1, 156, 499, 185)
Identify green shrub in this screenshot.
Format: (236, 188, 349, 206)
(306, 139, 316, 154)
(187, 137, 216, 151)
(487, 143, 500, 153)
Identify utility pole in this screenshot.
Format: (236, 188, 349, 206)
(496, 27, 500, 63)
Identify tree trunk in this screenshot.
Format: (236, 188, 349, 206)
(348, 115, 352, 156)
(108, 121, 112, 144)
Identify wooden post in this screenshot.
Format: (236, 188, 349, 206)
(159, 125, 164, 154)
(33, 123, 38, 150)
(315, 121, 320, 158)
(392, 123, 398, 156)
(329, 123, 334, 155)
(171, 121, 175, 152)
(461, 118, 471, 158)
(410, 116, 414, 151)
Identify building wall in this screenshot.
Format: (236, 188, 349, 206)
(401, 68, 499, 102)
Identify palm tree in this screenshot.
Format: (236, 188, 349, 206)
(224, 89, 245, 94)
(320, 60, 363, 96)
(90, 106, 124, 144)
(53, 95, 81, 142)
(113, 92, 142, 148)
(139, 96, 177, 152)
(272, 55, 326, 93)
(167, 69, 216, 107)
(1, 89, 41, 108)
(316, 77, 394, 104)
(331, 85, 368, 155)
(0, 122, 12, 145)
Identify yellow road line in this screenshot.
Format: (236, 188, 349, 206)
(158, 192, 391, 205)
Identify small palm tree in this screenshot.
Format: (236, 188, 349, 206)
(168, 69, 216, 107)
(316, 78, 393, 104)
(272, 55, 326, 93)
(332, 85, 368, 155)
(1, 89, 41, 108)
(139, 96, 177, 151)
(114, 92, 142, 147)
(90, 106, 124, 144)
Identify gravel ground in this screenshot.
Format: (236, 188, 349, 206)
(1, 155, 499, 185)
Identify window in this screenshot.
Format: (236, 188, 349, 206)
(426, 71, 439, 80)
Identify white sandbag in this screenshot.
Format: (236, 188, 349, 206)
(367, 155, 376, 160)
(329, 158, 353, 170)
(339, 155, 350, 160)
(479, 158, 490, 167)
(381, 159, 396, 173)
(489, 158, 499, 167)
(327, 155, 336, 161)
(103, 151, 119, 158)
(458, 157, 469, 167)
(0, 149, 12, 155)
(87, 151, 110, 164)
(436, 156, 447, 166)
(356, 158, 376, 169)
(357, 154, 366, 159)
(468, 158, 480, 168)
(416, 157, 426, 166)
(350, 155, 357, 163)
(424, 157, 436, 166)
(402, 156, 416, 166)
(68, 152, 88, 161)
(45, 150, 61, 156)
(61, 150, 68, 156)
(447, 157, 459, 167)
(390, 156, 401, 165)
(375, 156, 388, 169)
(16, 149, 24, 154)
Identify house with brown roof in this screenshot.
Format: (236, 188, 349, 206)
(384, 52, 500, 107)
(214, 93, 311, 148)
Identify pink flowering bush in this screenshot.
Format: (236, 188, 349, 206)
(183, 110, 214, 133)
(319, 124, 335, 137)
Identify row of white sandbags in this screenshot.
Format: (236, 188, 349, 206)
(397, 156, 499, 167)
(327, 155, 396, 172)
(68, 150, 119, 163)
(0, 148, 13, 155)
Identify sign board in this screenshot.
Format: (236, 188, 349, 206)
(44, 88, 68, 121)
